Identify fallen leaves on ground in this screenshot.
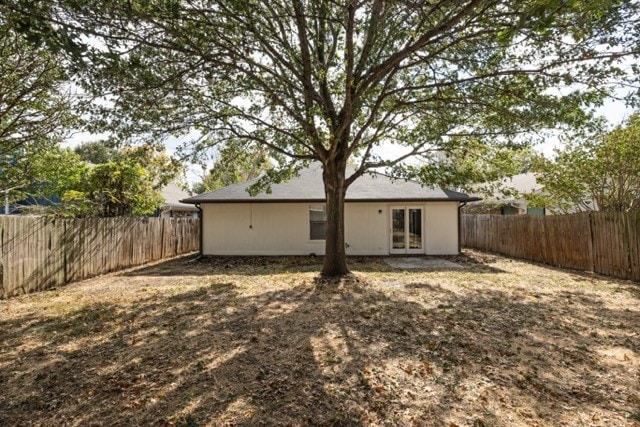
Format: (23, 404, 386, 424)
(0, 250, 639, 426)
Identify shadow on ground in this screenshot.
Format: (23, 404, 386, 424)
(0, 258, 638, 425)
(121, 250, 505, 278)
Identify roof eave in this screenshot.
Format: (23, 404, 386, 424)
(181, 197, 482, 204)
(164, 202, 199, 211)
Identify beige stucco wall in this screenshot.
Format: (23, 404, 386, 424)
(343, 203, 389, 255)
(201, 201, 459, 256)
(423, 202, 460, 255)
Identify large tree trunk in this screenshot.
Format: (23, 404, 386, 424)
(321, 160, 350, 277)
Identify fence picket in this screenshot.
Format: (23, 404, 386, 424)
(461, 211, 640, 282)
(0, 216, 199, 298)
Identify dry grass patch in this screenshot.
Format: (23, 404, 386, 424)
(0, 250, 639, 426)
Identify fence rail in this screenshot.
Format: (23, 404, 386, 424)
(461, 211, 640, 282)
(0, 216, 200, 297)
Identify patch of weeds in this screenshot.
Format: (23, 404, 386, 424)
(473, 417, 495, 427)
(575, 344, 589, 353)
(193, 360, 206, 372)
(514, 372, 535, 389)
(166, 413, 198, 427)
(372, 400, 387, 413)
(324, 354, 343, 365)
(627, 408, 640, 422)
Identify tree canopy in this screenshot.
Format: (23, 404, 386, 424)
(395, 142, 534, 197)
(0, 17, 76, 200)
(2, 146, 88, 214)
(74, 141, 117, 164)
(118, 144, 184, 190)
(533, 114, 640, 213)
(193, 143, 271, 194)
(7, 0, 640, 275)
(86, 159, 164, 217)
(9, 143, 179, 217)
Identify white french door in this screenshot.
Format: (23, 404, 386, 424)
(390, 206, 424, 254)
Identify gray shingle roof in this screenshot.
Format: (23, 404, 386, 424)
(181, 163, 480, 204)
(162, 184, 199, 211)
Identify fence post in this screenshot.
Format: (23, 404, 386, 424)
(588, 212, 595, 273)
(0, 218, 4, 297)
(160, 218, 166, 259)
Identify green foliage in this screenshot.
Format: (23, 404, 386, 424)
(534, 115, 640, 212)
(12, 144, 176, 217)
(74, 141, 117, 164)
(522, 192, 551, 209)
(7, 0, 640, 272)
(393, 142, 534, 196)
(193, 144, 271, 194)
(56, 190, 95, 218)
(87, 160, 163, 217)
(10, 0, 638, 176)
(29, 147, 89, 201)
(0, 19, 76, 199)
(67, 144, 177, 217)
(116, 144, 183, 190)
(4, 146, 88, 210)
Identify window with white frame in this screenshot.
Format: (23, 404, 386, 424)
(309, 204, 327, 240)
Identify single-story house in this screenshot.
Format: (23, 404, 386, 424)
(181, 164, 480, 256)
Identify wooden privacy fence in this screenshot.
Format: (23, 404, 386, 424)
(0, 216, 200, 297)
(461, 211, 640, 281)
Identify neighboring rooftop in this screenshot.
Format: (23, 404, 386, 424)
(467, 172, 543, 204)
(500, 172, 542, 194)
(162, 184, 199, 211)
(181, 164, 480, 204)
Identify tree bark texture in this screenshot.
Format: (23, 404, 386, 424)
(321, 160, 350, 277)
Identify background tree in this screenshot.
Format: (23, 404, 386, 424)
(4, 146, 88, 215)
(117, 144, 184, 190)
(396, 142, 534, 197)
(86, 159, 164, 217)
(60, 144, 180, 217)
(74, 141, 117, 164)
(193, 144, 271, 194)
(27, 147, 88, 202)
(533, 115, 640, 213)
(11, 143, 178, 217)
(9, 1, 640, 275)
(0, 18, 76, 204)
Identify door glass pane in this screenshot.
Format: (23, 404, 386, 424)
(392, 209, 405, 249)
(408, 208, 422, 249)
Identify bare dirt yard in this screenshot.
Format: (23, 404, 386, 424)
(1, 250, 639, 426)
